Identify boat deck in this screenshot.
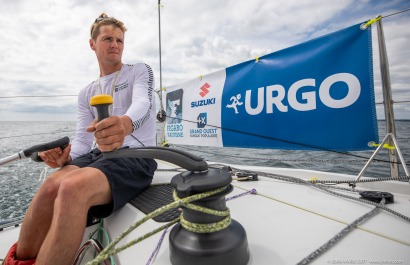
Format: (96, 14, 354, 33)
(1, 161, 409, 264)
(104, 162, 410, 264)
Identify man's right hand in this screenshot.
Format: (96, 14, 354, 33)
(38, 144, 72, 168)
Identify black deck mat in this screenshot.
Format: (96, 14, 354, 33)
(129, 184, 180, 223)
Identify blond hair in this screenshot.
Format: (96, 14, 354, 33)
(90, 13, 127, 40)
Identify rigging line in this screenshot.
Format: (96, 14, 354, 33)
(230, 166, 410, 223)
(174, 142, 408, 168)
(382, 7, 410, 18)
(158, 0, 163, 96)
(179, 144, 409, 162)
(163, 115, 405, 165)
(176, 145, 376, 164)
(6, 96, 409, 105)
(376, 100, 410, 104)
(0, 95, 77, 98)
(297, 199, 385, 265)
(3, 95, 410, 103)
(233, 184, 410, 247)
(0, 130, 75, 140)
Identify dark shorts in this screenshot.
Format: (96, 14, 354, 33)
(67, 148, 157, 218)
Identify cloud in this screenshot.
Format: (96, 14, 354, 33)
(0, 0, 409, 121)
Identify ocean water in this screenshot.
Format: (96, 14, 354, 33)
(0, 120, 409, 220)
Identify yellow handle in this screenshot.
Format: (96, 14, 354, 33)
(90, 94, 113, 106)
(90, 95, 113, 121)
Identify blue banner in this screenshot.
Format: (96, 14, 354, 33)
(221, 22, 378, 151)
(165, 22, 378, 151)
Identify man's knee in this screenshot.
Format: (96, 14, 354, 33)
(54, 168, 111, 212)
(55, 171, 97, 207)
(36, 166, 76, 200)
(36, 173, 62, 202)
(57, 176, 86, 204)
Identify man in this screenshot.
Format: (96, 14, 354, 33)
(4, 13, 157, 265)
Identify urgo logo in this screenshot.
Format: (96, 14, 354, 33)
(226, 73, 361, 115)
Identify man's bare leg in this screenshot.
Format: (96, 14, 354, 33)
(36, 167, 112, 265)
(16, 165, 78, 260)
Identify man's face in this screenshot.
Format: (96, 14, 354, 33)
(92, 25, 124, 66)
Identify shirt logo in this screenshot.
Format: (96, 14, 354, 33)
(114, 81, 128, 92)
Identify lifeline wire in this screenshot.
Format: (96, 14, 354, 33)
(85, 220, 115, 265)
(2, 94, 408, 104)
(0, 95, 77, 98)
(382, 7, 410, 18)
(160, 114, 407, 165)
(0, 130, 75, 140)
(307, 175, 410, 184)
(217, 164, 410, 223)
(175, 144, 407, 165)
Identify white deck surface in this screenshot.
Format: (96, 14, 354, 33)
(105, 162, 410, 264)
(1, 161, 409, 264)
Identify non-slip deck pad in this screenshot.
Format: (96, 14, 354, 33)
(129, 184, 180, 222)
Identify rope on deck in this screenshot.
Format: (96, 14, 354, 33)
(297, 198, 386, 265)
(85, 186, 231, 265)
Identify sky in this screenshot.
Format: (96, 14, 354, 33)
(0, 0, 409, 121)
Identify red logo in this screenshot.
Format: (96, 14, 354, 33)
(199, 83, 211, 97)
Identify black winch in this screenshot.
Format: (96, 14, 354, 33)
(169, 168, 250, 265)
(103, 147, 250, 265)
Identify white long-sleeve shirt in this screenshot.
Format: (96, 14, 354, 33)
(70, 63, 156, 160)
